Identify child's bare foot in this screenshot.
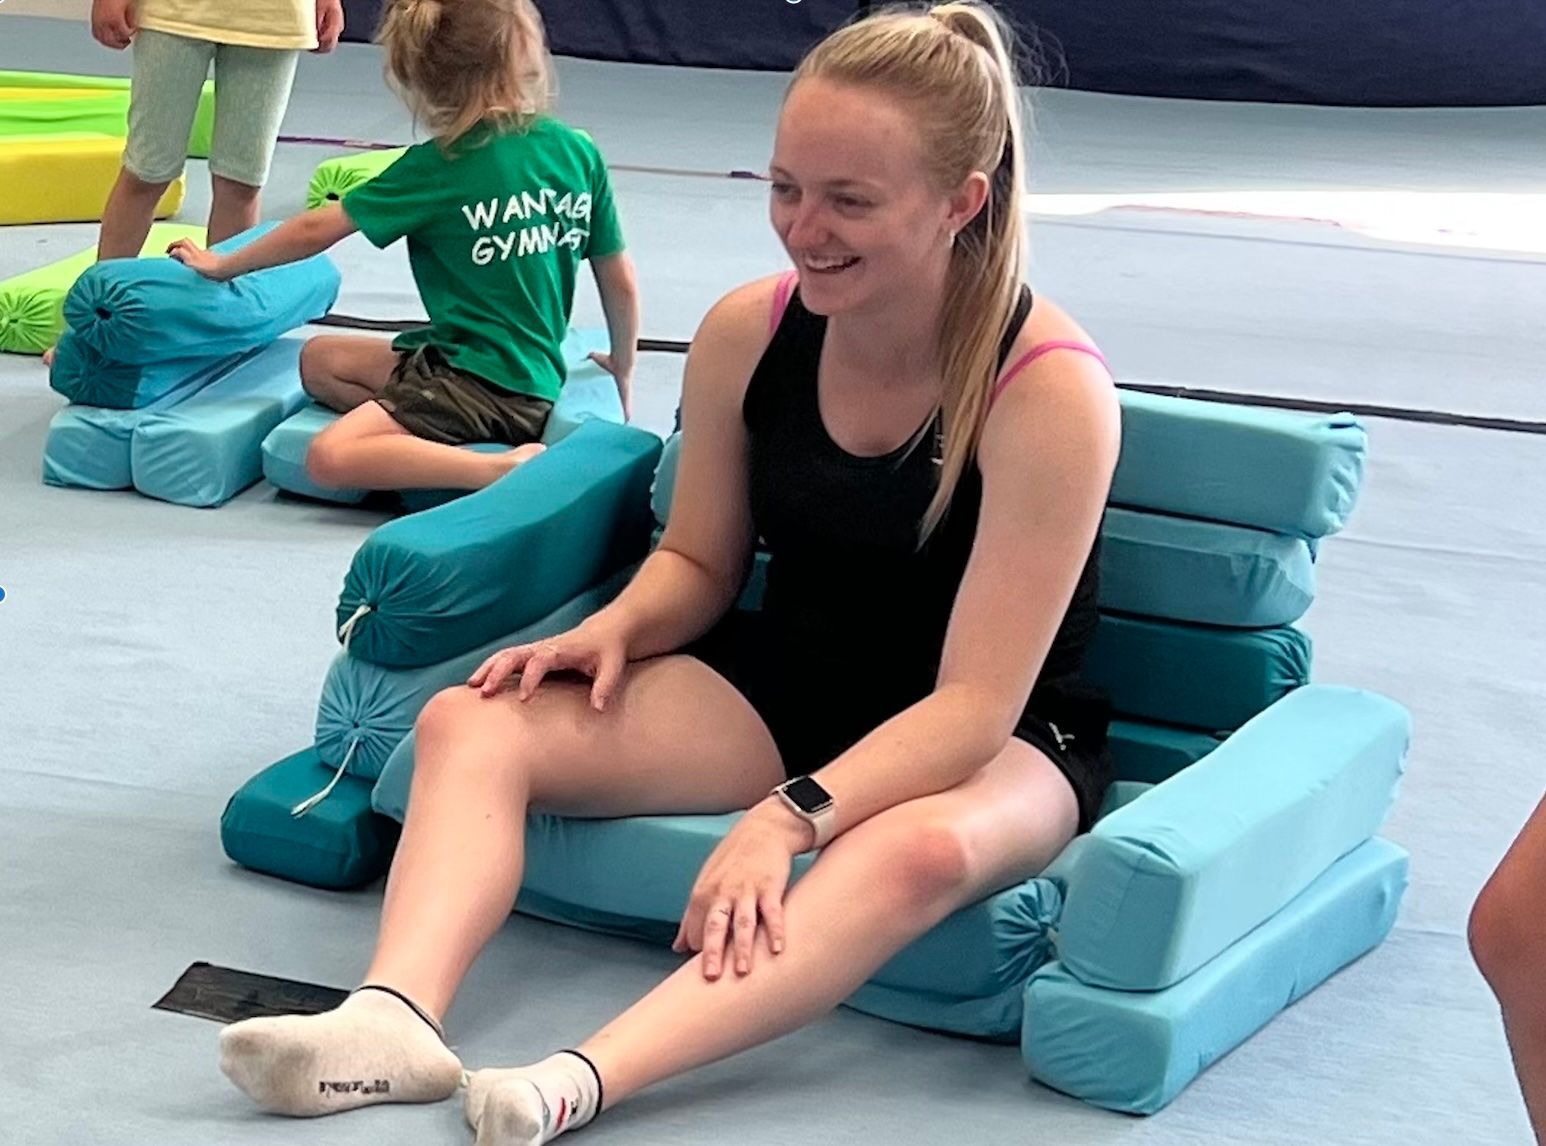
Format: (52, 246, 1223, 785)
(42, 345, 56, 368)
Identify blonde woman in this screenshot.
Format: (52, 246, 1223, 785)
(171, 0, 640, 492)
(218, 5, 1118, 1141)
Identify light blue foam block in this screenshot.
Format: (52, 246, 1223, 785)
(336, 420, 660, 670)
(259, 402, 369, 505)
(48, 334, 251, 411)
(62, 222, 339, 365)
(1052, 684, 1410, 991)
(1113, 391, 1366, 540)
(42, 352, 255, 490)
(1100, 508, 1315, 627)
(1086, 614, 1311, 732)
(315, 570, 631, 783)
(1023, 836, 1408, 1114)
(260, 328, 618, 506)
(654, 390, 1368, 545)
(653, 435, 1319, 630)
(130, 337, 308, 507)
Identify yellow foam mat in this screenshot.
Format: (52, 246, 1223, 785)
(0, 87, 119, 102)
(0, 133, 184, 225)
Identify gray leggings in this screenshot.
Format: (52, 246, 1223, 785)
(124, 27, 299, 187)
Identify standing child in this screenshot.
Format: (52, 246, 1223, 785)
(169, 0, 639, 493)
(89, 0, 345, 257)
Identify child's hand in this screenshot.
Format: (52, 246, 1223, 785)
(91, 0, 136, 50)
(167, 239, 231, 281)
(588, 351, 634, 422)
(314, 0, 345, 53)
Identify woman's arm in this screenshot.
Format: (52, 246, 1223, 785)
(756, 354, 1121, 845)
(586, 278, 778, 658)
(166, 202, 358, 281)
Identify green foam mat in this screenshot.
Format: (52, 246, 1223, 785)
(0, 222, 202, 355)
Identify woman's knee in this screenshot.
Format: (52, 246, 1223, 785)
(413, 687, 533, 784)
(835, 816, 978, 914)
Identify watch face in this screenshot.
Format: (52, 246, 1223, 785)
(782, 775, 832, 814)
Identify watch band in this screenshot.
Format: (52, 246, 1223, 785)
(805, 802, 837, 850)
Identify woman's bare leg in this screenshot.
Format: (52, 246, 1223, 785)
(1472, 794, 1546, 1142)
(219, 656, 785, 1117)
(465, 739, 1079, 1142)
(367, 659, 785, 1018)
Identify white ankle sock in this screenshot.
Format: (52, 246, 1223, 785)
(464, 1051, 604, 1145)
(219, 985, 463, 1117)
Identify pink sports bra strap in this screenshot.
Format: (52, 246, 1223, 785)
(991, 340, 1110, 406)
(769, 270, 799, 335)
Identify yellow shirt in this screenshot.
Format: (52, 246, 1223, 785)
(135, 0, 319, 51)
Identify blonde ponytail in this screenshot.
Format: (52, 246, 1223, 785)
(793, 2, 1027, 539)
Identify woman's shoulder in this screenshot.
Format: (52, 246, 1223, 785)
(1008, 294, 1102, 368)
(677, 275, 792, 408)
(983, 293, 1118, 457)
(993, 294, 1111, 397)
(696, 273, 793, 348)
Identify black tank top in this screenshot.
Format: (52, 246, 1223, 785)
(741, 284, 1105, 740)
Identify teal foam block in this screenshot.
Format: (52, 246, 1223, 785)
(130, 337, 308, 507)
(336, 420, 660, 669)
(1053, 685, 1410, 991)
(1023, 837, 1408, 1114)
(41, 354, 252, 489)
(221, 747, 399, 889)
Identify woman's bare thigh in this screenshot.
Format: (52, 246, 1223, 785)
(418, 652, 787, 818)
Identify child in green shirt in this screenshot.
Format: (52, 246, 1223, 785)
(169, 0, 639, 493)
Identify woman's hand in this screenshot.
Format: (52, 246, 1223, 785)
(673, 800, 811, 979)
(466, 618, 630, 710)
(167, 239, 233, 281)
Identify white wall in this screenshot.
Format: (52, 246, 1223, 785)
(1, 1, 91, 19)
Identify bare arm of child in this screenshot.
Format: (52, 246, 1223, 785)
(90, 0, 135, 50)
(167, 203, 358, 282)
(314, 0, 345, 53)
(588, 251, 640, 420)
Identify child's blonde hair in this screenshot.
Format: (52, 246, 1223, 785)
(793, 2, 1027, 539)
(377, 0, 554, 147)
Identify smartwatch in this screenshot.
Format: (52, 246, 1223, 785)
(773, 775, 837, 850)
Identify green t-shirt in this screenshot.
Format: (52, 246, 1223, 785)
(342, 118, 625, 402)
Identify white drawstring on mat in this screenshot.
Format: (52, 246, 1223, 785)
(292, 737, 361, 817)
(337, 603, 372, 652)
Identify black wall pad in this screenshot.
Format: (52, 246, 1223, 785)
(340, 1, 1546, 106)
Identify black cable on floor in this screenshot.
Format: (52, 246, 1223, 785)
(312, 315, 1546, 435)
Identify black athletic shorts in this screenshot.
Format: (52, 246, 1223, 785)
(685, 610, 1114, 833)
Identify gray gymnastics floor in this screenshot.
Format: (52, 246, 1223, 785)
(2, 10, 1545, 1145)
